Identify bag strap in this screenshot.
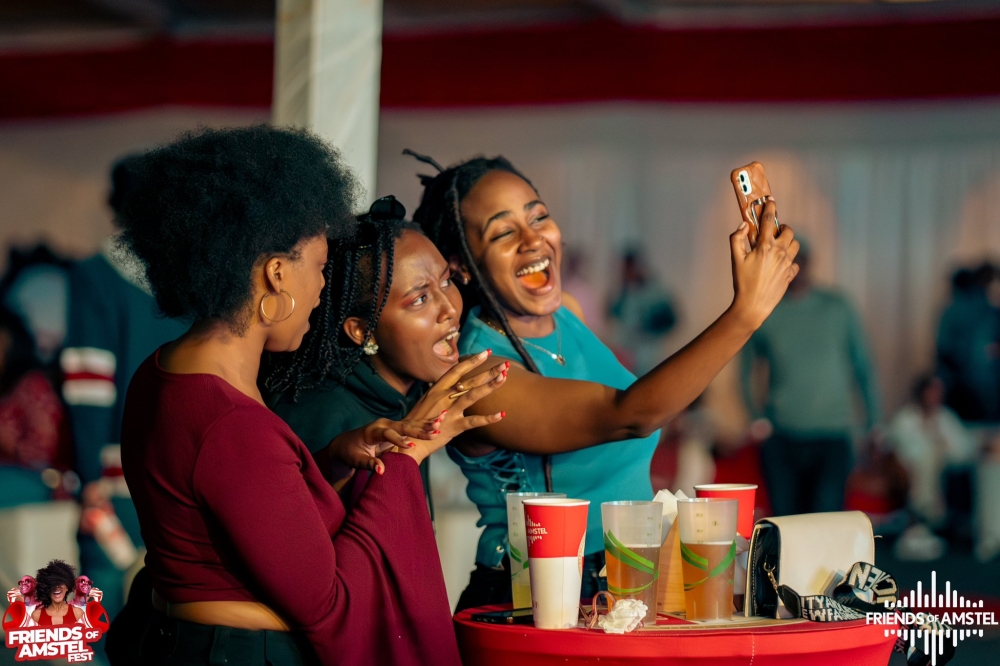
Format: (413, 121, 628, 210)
(778, 562, 956, 666)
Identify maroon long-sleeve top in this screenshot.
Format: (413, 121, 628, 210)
(120, 352, 461, 665)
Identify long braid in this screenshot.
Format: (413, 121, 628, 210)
(411, 152, 554, 489)
(446, 178, 541, 374)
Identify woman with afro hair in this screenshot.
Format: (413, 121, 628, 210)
(115, 127, 461, 666)
(31, 560, 83, 625)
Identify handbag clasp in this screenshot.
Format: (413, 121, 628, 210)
(763, 561, 779, 592)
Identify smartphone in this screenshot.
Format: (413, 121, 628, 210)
(470, 608, 534, 625)
(730, 162, 779, 247)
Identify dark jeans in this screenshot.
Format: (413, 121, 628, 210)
(137, 610, 319, 666)
(761, 433, 853, 516)
(455, 551, 607, 613)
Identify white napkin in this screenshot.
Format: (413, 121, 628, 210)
(652, 488, 689, 545)
(597, 599, 647, 634)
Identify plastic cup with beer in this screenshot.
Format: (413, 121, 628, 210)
(694, 484, 757, 613)
(506, 491, 566, 609)
(522, 498, 590, 629)
(676, 498, 738, 621)
(601, 501, 662, 623)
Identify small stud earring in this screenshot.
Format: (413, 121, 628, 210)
(362, 338, 379, 356)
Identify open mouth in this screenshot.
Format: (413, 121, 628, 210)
(432, 328, 460, 362)
(515, 257, 554, 292)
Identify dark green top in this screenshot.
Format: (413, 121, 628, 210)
(740, 287, 881, 437)
(268, 360, 432, 514)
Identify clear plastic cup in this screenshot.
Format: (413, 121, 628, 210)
(506, 492, 566, 609)
(676, 498, 738, 621)
(601, 501, 662, 623)
(523, 498, 590, 629)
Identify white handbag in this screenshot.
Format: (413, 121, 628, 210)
(744, 511, 874, 619)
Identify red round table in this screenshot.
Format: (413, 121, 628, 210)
(454, 605, 898, 666)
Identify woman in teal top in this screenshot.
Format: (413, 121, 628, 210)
(409, 151, 801, 610)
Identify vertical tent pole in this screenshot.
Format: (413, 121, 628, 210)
(273, 0, 383, 199)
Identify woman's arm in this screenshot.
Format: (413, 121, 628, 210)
(459, 211, 799, 456)
(194, 411, 459, 666)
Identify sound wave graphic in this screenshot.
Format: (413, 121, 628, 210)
(881, 571, 986, 666)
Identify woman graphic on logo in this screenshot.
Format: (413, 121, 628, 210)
(30, 561, 83, 626)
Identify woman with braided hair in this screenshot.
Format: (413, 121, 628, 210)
(409, 150, 800, 611)
(262, 196, 508, 505)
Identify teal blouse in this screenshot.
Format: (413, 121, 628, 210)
(450, 306, 659, 568)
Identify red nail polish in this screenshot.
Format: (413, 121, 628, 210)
(377, 466, 384, 476)
(504, 361, 510, 369)
(441, 410, 448, 415)
(500, 411, 506, 418)
(487, 348, 492, 356)
(433, 430, 441, 435)
(407, 442, 416, 448)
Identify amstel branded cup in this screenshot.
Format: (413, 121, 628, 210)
(693, 484, 757, 539)
(522, 498, 590, 629)
(506, 492, 566, 609)
(677, 498, 738, 621)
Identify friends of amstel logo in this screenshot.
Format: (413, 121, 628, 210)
(3, 561, 109, 663)
(866, 571, 996, 666)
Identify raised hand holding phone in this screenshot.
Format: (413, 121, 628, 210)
(729, 199, 800, 331)
(731, 162, 780, 249)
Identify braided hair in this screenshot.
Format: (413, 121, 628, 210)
(407, 150, 541, 374)
(263, 196, 419, 399)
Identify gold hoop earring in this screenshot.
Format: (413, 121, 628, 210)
(362, 337, 379, 356)
(260, 289, 295, 323)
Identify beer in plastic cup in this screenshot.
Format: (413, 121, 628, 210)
(506, 492, 566, 609)
(601, 501, 662, 623)
(677, 498, 738, 621)
(522, 498, 590, 629)
(694, 484, 757, 612)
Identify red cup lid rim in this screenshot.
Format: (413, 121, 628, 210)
(522, 498, 590, 506)
(694, 484, 759, 490)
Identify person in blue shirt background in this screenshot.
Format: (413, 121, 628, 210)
(410, 151, 800, 611)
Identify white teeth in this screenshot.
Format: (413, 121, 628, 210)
(516, 257, 550, 277)
(438, 330, 459, 344)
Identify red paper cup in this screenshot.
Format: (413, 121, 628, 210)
(694, 484, 758, 539)
(522, 498, 590, 629)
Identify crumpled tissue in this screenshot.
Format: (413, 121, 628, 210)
(597, 599, 647, 634)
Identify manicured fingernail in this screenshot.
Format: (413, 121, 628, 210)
(433, 430, 441, 435)
(487, 348, 492, 356)
(377, 465, 384, 476)
(501, 370, 507, 378)
(441, 410, 448, 416)
(407, 442, 416, 448)
(500, 411, 506, 418)
(504, 361, 510, 369)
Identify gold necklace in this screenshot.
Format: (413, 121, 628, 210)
(483, 317, 566, 366)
